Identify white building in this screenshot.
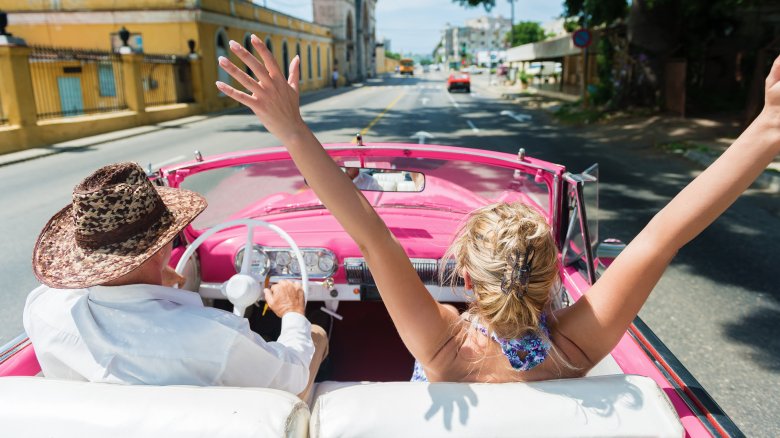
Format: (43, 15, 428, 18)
(313, 0, 378, 81)
(439, 15, 511, 67)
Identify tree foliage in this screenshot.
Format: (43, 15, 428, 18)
(506, 22, 548, 46)
(563, 0, 628, 26)
(385, 50, 401, 61)
(451, 0, 495, 11)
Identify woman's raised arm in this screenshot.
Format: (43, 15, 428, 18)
(215, 36, 461, 367)
(557, 56, 780, 367)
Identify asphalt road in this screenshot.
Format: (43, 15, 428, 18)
(0, 71, 777, 436)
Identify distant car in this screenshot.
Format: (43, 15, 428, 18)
(447, 73, 470, 93)
(462, 65, 483, 75)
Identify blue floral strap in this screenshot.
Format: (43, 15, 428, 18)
(475, 313, 551, 371)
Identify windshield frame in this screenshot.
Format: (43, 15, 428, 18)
(163, 144, 566, 246)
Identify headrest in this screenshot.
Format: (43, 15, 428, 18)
(0, 377, 309, 438)
(310, 375, 683, 438)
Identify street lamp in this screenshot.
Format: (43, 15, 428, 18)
(0, 11, 8, 36)
(119, 26, 130, 47)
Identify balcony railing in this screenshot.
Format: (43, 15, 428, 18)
(28, 46, 128, 120)
(0, 92, 7, 125)
(141, 54, 194, 107)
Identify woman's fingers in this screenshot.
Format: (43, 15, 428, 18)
(767, 54, 780, 92)
(228, 39, 271, 85)
(218, 56, 262, 95)
(250, 34, 283, 79)
(287, 55, 301, 92)
(216, 81, 256, 108)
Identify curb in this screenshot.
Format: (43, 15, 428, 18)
(684, 149, 780, 193)
(0, 107, 245, 168)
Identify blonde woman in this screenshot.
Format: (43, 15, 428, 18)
(216, 35, 780, 383)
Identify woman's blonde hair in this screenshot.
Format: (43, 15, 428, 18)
(443, 202, 559, 341)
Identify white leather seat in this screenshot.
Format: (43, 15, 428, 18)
(310, 375, 683, 438)
(0, 376, 309, 438)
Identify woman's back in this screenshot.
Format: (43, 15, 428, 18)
(422, 307, 591, 383)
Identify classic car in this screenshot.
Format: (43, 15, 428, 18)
(447, 72, 471, 93)
(0, 140, 741, 437)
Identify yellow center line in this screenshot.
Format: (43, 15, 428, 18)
(353, 91, 407, 142)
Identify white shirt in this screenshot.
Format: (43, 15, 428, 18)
(353, 172, 383, 191)
(22, 284, 314, 394)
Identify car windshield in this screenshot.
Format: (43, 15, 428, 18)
(180, 155, 551, 230)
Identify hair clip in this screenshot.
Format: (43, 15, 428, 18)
(501, 247, 533, 297)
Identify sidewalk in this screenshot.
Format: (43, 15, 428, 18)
(476, 79, 780, 193)
(0, 81, 365, 168)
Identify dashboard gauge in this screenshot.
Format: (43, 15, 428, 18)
(275, 251, 292, 267)
(290, 258, 301, 275)
(234, 247, 268, 277)
(318, 253, 335, 272)
(304, 252, 318, 268)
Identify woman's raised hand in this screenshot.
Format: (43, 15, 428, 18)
(764, 55, 780, 122)
(216, 34, 307, 143)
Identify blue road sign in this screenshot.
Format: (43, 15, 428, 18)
(572, 29, 592, 49)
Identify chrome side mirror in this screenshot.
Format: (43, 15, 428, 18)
(596, 238, 626, 270)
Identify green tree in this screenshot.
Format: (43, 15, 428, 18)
(563, 0, 628, 26)
(385, 50, 401, 61)
(452, 0, 495, 11)
(506, 21, 548, 46)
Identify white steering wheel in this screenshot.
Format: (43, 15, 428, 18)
(174, 219, 308, 317)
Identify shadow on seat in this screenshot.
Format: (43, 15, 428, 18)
(309, 375, 683, 438)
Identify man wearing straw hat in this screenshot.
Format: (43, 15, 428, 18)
(23, 162, 328, 400)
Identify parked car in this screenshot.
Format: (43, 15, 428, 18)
(447, 73, 470, 93)
(0, 142, 741, 437)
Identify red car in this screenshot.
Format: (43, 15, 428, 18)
(447, 72, 470, 93)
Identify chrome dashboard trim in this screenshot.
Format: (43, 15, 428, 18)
(234, 246, 338, 280)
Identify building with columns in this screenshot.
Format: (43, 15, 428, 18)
(313, 0, 377, 82)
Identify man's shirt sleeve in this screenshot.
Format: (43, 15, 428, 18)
(219, 312, 314, 394)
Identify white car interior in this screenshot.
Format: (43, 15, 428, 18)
(0, 362, 683, 438)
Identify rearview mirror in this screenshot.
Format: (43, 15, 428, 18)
(341, 167, 425, 192)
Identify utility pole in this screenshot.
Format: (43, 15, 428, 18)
(508, 0, 515, 46)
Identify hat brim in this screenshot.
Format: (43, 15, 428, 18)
(33, 187, 207, 289)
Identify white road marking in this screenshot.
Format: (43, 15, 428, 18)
(151, 155, 185, 169)
(420, 97, 430, 105)
(410, 131, 435, 144)
(446, 92, 461, 109)
(467, 120, 480, 133)
(500, 110, 532, 122)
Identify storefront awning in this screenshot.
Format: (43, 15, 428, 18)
(506, 33, 597, 62)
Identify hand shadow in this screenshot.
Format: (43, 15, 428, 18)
(423, 383, 479, 431)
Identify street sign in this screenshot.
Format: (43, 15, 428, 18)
(572, 29, 592, 49)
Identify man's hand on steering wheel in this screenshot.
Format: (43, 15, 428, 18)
(264, 280, 305, 317)
(162, 265, 186, 288)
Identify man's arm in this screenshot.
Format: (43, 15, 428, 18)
(219, 281, 315, 393)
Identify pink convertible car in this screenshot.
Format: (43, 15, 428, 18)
(0, 141, 741, 437)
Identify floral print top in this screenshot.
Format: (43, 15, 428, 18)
(411, 313, 551, 382)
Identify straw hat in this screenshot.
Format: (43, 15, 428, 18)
(32, 162, 207, 289)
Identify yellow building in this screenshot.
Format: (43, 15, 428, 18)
(2, 0, 336, 109)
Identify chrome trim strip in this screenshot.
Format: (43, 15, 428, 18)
(167, 145, 560, 176)
(234, 245, 338, 279)
(629, 317, 744, 437)
(0, 334, 31, 365)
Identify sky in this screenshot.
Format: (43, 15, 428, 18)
(261, 0, 565, 55)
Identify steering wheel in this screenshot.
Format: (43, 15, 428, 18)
(174, 219, 309, 317)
